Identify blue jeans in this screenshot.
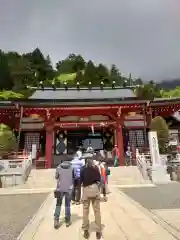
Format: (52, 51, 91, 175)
(54, 192, 71, 221)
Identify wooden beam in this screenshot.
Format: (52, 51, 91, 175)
(54, 120, 116, 128)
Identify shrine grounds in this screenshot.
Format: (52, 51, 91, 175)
(0, 167, 180, 240)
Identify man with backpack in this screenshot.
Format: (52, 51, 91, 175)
(71, 152, 84, 204)
(54, 160, 74, 229)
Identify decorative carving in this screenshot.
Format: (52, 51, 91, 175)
(46, 109, 51, 120)
(117, 107, 122, 118)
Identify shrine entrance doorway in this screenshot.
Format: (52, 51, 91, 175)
(66, 129, 104, 154)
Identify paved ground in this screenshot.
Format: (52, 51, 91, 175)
(120, 182, 180, 209)
(1, 167, 180, 239)
(0, 193, 48, 240)
(18, 187, 177, 240)
(120, 182, 180, 237)
(152, 209, 180, 232)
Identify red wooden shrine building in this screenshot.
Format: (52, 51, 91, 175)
(0, 86, 180, 168)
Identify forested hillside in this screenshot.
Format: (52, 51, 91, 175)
(0, 47, 179, 100)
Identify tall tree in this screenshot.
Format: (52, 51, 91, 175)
(56, 59, 73, 74)
(9, 55, 34, 89)
(96, 64, 109, 85)
(45, 55, 56, 80)
(0, 50, 14, 90)
(83, 60, 97, 85)
(109, 64, 123, 86)
(56, 54, 85, 74)
(71, 54, 85, 72)
(135, 83, 161, 100)
(133, 78, 143, 86)
(75, 70, 84, 85)
(29, 48, 54, 82)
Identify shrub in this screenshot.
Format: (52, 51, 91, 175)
(0, 124, 17, 158)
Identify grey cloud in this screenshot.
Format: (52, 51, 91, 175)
(0, 0, 180, 81)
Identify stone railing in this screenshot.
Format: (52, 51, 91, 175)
(136, 150, 172, 183)
(0, 153, 32, 187)
(136, 153, 151, 180)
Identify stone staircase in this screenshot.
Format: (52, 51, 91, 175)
(109, 166, 150, 185)
(16, 166, 149, 189)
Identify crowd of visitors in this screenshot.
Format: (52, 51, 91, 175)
(53, 147, 111, 239)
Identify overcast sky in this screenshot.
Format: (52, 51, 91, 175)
(0, 0, 180, 81)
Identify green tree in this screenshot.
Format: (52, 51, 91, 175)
(0, 50, 14, 90)
(150, 116, 169, 153)
(29, 48, 54, 83)
(56, 59, 73, 74)
(45, 55, 56, 80)
(135, 82, 161, 100)
(83, 60, 97, 85)
(0, 124, 17, 157)
(109, 64, 123, 86)
(75, 70, 84, 85)
(96, 64, 110, 85)
(9, 56, 34, 89)
(56, 54, 85, 74)
(133, 78, 143, 86)
(68, 54, 85, 72)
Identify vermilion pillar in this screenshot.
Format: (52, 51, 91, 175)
(146, 113, 152, 128)
(116, 119, 124, 166)
(45, 125, 54, 168)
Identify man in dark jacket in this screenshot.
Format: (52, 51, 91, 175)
(80, 158, 102, 239)
(54, 161, 74, 229)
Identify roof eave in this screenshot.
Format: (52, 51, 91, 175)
(13, 98, 147, 107)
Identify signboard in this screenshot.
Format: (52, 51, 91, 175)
(21, 123, 44, 130)
(124, 121, 146, 127)
(148, 131, 160, 166)
(124, 114, 144, 120)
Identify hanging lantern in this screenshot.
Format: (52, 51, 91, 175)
(100, 122, 105, 127)
(46, 109, 51, 120)
(91, 125, 94, 134)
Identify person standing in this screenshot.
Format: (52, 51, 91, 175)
(86, 143, 94, 153)
(112, 144, 120, 167)
(54, 160, 74, 229)
(99, 162, 108, 201)
(71, 152, 84, 204)
(104, 161, 111, 194)
(76, 147, 83, 158)
(80, 158, 102, 239)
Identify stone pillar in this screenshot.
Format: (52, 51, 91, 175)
(45, 125, 54, 168)
(116, 119, 124, 166)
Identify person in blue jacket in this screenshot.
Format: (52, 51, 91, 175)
(71, 152, 84, 204)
